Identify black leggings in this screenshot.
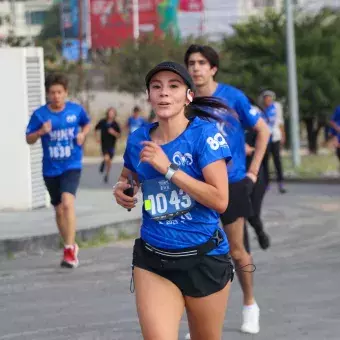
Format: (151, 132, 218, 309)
(244, 166, 267, 254)
(262, 141, 284, 186)
(337, 148, 340, 162)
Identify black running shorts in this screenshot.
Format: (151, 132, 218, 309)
(220, 176, 254, 225)
(132, 238, 234, 298)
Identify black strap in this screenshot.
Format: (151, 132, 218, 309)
(144, 229, 224, 258)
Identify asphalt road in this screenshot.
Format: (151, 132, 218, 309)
(0, 180, 339, 339)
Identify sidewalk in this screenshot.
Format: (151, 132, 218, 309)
(0, 188, 142, 256)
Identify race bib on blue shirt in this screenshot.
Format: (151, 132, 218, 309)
(142, 177, 195, 220)
(47, 128, 77, 161)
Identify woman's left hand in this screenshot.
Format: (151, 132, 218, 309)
(140, 141, 170, 175)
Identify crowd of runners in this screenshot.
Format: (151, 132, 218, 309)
(25, 44, 340, 340)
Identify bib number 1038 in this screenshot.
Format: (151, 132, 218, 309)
(146, 190, 192, 216)
(49, 145, 71, 160)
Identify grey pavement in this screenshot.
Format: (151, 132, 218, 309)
(0, 160, 141, 255)
(0, 183, 340, 339)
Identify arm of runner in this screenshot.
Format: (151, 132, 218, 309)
(171, 160, 229, 214)
(114, 167, 140, 210)
(140, 125, 231, 213)
(77, 107, 91, 145)
(276, 102, 286, 146)
(329, 120, 340, 133)
(245, 143, 255, 156)
(248, 117, 270, 181)
(235, 93, 270, 181)
(94, 120, 101, 143)
(26, 112, 51, 144)
(114, 134, 141, 209)
(108, 127, 121, 138)
(329, 107, 340, 133)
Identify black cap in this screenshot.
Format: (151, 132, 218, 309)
(145, 61, 194, 90)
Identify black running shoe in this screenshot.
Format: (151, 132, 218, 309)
(257, 231, 270, 250)
(99, 161, 105, 173)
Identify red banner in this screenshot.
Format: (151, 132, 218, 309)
(90, 0, 162, 49)
(179, 0, 203, 12)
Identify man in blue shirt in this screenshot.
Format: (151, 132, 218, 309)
(126, 106, 146, 134)
(260, 90, 287, 193)
(185, 44, 270, 335)
(329, 106, 340, 165)
(26, 73, 91, 268)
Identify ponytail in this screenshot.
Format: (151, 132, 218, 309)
(185, 96, 239, 123)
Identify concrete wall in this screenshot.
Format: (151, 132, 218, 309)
(0, 48, 32, 210)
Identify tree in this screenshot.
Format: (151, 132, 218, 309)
(39, 4, 61, 40)
(108, 34, 210, 96)
(219, 8, 340, 153)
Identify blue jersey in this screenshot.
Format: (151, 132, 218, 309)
(128, 116, 146, 134)
(26, 102, 90, 177)
(213, 83, 260, 183)
(331, 106, 340, 142)
(123, 117, 231, 255)
(263, 103, 276, 138)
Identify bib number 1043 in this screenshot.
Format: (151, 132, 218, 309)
(146, 190, 192, 216)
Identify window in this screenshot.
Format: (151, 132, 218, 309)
(25, 11, 46, 25)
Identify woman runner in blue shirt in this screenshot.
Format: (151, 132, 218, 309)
(113, 62, 234, 340)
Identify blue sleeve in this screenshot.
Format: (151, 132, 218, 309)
(79, 106, 90, 126)
(331, 107, 340, 122)
(197, 124, 232, 170)
(123, 136, 137, 173)
(235, 93, 260, 129)
(26, 112, 42, 135)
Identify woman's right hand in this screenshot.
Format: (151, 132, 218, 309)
(113, 181, 138, 210)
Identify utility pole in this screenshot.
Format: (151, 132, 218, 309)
(78, 0, 84, 105)
(285, 0, 301, 167)
(132, 0, 139, 47)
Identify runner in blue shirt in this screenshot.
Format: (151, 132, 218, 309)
(185, 44, 270, 336)
(260, 90, 287, 193)
(26, 74, 91, 268)
(126, 106, 146, 134)
(329, 106, 340, 166)
(113, 62, 234, 340)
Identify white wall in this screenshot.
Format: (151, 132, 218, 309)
(0, 48, 32, 210)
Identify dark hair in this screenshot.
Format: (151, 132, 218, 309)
(133, 106, 141, 113)
(45, 73, 68, 92)
(184, 44, 220, 70)
(186, 96, 238, 124)
(106, 107, 117, 119)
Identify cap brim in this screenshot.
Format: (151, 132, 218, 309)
(145, 66, 190, 89)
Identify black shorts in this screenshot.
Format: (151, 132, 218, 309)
(44, 169, 81, 206)
(101, 146, 115, 159)
(336, 148, 340, 161)
(220, 177, 254, 225)
(132, 238, 234, 298)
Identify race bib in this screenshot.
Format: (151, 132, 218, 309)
(48, 127, 76, 161)
(142, 177, 195, 220)
(48, 142, 73, 161)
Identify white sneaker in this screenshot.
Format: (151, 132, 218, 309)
(241, 302, 260, 334)
(185, 333, 191, 339)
